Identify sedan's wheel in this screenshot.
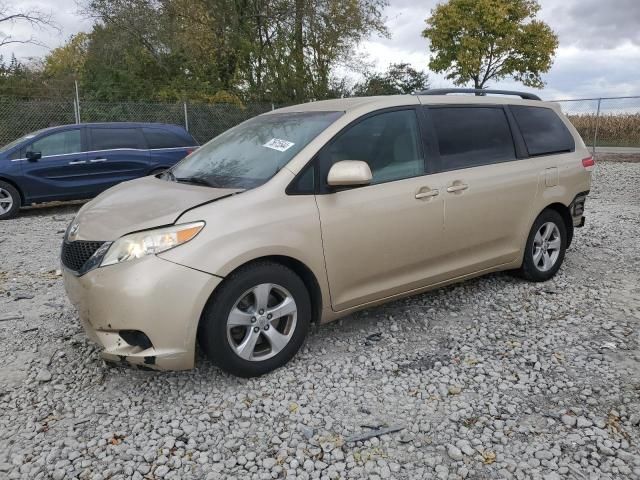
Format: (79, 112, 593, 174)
(0, 181, 20, 220)
(199, 262, 311, 377)
(517, 209, 567, 282)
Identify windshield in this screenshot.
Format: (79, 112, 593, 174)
(169, 111, 343, 189)
(0, 129, 45, 153)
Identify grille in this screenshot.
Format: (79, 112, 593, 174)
(61, 241, 105, 272)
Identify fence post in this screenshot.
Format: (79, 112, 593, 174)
(73, 98, 79, 124)
(74, 80, 81, 124)
(183, 101, 189, 132)
(592, 98, 602, 157)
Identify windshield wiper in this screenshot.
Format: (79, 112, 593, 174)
(174, 176, 215, 187)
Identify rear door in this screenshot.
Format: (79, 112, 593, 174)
(85, 126, 150, 194)
(20, 127, 89, 202)
(142, 127, 197, 169)
(423, 105, 539, 277)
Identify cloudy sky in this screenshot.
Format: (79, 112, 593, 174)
(2, 0, 639, 100)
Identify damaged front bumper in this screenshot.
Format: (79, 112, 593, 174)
(63, 254, 221, 370)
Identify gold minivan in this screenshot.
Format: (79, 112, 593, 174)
(62, 90, 594, 377)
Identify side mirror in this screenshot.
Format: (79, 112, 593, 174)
(327, 160, 372, 187)
(26, 151, 42, 162)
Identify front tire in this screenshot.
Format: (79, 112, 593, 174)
(199, 261, 311, 377)
(0, 181, 20, 220)
(517, 209, 567, 282)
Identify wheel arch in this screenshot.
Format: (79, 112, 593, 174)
(0, 176, 25, 206)
(543, 202, 574, 247)
(200, 255, 323, 328)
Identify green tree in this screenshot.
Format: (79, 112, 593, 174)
(353, 62, 430, 96)
(44, 33, 89, 79)
(422, 0, 558, 90)
(79, 0, 388, 103)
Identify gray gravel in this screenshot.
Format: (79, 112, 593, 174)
(1, 162, 639, 480)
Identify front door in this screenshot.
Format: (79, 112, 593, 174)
(21, 127, 89, 202)
(315, 108, 445, 311)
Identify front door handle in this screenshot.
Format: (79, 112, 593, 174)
(447, 183, 469, 193)
(415, 189, 439, 199)
(90, 158, 108, 163)
(68, 160, 87, 165)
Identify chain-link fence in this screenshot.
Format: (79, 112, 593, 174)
(1, 94, 640, 152)
(0, 97, 277, 146)
(554, 96, 640, 152)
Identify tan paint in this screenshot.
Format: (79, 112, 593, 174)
(63, 254, 221, 370)
(72, 175, 242, 241)
(327, 160, 373, 186)
(62, 94, 592, 370)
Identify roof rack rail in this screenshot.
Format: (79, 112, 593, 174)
(417, 88, 542, 101)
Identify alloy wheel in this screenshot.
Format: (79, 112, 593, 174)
(0, 188, 13, 215)
(532, 222, 561, 272)
(226, 283, 298, 362)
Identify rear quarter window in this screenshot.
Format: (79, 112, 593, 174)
(510, 106, 575, 156)
(143, 128, 195, 149)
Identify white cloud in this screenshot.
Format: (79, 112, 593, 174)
(0, 0, 92, 61)
(359, 0, 640, 100)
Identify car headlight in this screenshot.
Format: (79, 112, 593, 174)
(101, 222, 205, 267)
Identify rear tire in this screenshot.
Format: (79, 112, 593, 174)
(517, 209, 567, 282)
(199, 261, 311, 377)
(0, 181, 20, 220)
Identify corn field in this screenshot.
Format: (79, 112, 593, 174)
(556, 96, 640, 149)
(567, 113, 640, 147)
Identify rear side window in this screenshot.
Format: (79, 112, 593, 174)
(511, 106, 575, 156)
(430, 107, 515, 170)
(29, 130, 81, 157)
(89, 128, 143, 150)
(143, 128, 194, 149)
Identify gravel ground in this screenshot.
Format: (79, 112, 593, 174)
(0, 161, 639, 480)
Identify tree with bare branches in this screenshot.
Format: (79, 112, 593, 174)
(0, 1, 58, 50)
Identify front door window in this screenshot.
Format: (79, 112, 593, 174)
(29, 130, 81, 157)
(324, 109, 424, 185)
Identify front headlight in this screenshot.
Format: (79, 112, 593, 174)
(101, 221, 204, 267)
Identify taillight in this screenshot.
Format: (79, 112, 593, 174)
(185, 148, 194, 156)
(582, 156, 595, 170)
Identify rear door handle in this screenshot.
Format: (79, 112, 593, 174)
(68, 160, 87, 165)
(447, 184, 469, 193)
(90, 158, 108, 163)
(415, 189, 439, 199)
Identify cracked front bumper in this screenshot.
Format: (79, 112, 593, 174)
(63, 255, 221, 370)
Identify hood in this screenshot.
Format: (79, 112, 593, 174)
(72, 176, 242, 241)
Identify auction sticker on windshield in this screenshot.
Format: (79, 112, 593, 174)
(263, 138, 295, 152)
